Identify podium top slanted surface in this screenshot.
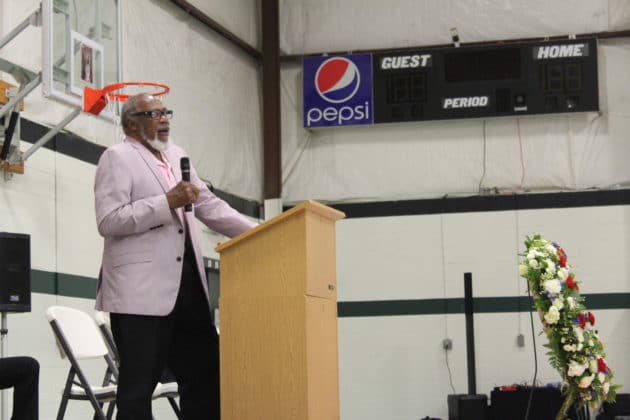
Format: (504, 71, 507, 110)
(215, 200, 345, 253)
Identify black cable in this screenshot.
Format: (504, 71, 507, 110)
(444, 348, 456, 394)
(524, 281, 538, 420)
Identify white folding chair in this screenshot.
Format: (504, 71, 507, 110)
(45, 306, 118, 420)
(93, 311, 182, 419)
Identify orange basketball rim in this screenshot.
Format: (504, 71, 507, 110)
(84, 82, 170, 116)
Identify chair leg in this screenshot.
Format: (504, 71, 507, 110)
(168, 397, 183, 419)
(93, 401, 113, 420)
(106, 401, 115, 420)
(56, 396, 69, 420)
(57, 369, 75, 420)
(83, 395, 106, 420)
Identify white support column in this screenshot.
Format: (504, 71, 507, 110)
(263, 198, 283, 221)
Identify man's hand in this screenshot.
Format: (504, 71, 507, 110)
(166, 181, 200, 209)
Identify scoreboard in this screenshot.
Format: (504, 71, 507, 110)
(372, 38, 598, 123)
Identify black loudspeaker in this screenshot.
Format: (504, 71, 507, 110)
(0, 233, 31, 312)
(490, 386, 578, 420)
(603, 393, 630, 416)
(448, 394, 488, 420)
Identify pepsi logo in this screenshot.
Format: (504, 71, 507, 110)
(315, 57, 361, 103)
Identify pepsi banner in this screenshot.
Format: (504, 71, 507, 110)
(303, 54, 373, 128)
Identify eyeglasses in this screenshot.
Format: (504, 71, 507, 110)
(131, 109, 173, 120)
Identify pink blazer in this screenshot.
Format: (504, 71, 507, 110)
(94, 137, 257, 316)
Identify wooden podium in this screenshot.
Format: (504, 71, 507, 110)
(215, 200, 345, 420)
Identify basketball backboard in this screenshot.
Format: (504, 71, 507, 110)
(42, 0, 121, 116)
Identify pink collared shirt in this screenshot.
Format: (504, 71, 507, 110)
(155, 153, 185, 225)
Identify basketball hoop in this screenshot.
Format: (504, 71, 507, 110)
(84, 81, 170, 116)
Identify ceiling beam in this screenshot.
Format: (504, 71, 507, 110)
(170, 0, 262, 61)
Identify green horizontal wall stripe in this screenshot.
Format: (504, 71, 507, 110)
(338, 293, 630, 317)
(32, 270, 57, 295)
(32, 269, 97, 299)
(58, 273, 98, 299)
(32, 270, 630, 315)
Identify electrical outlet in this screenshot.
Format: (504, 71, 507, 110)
(442, 338, 453, 350)
(517, 334, 525, 347)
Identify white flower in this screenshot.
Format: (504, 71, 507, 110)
(544, 306, 560, 324)
(525, 236, 616, 402)
(518, 264, 529, 276)
(557, 268, 569, 281)
(568, 360, 588, 377)
(552, 298, 564, 310)
(574, 327, 584, 343)
(579, 374, 595, 388)
(543, 279, 562, 295)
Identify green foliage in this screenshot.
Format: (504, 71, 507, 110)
(519, 235, 620, 409)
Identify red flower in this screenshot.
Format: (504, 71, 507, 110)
(559, 254, 567, 268)
(598, 358, 609, 373)
(567, 275, 576, 289)
(587, 312, 595, 326)
(577, 313, 586, 329)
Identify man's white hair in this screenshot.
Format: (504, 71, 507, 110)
(121, 93, 154, 133)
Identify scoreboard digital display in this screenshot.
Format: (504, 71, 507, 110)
(372, 38, 598, 123)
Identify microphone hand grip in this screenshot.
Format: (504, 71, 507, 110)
(180, 157, 192, 212)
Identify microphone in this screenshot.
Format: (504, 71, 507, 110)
(180, 157, 192, 212)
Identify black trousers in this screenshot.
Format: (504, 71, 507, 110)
(0, 356, 39, 420)
(111, 234, 220, 420)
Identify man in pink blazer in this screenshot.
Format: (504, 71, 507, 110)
(94, 93, 256, 420)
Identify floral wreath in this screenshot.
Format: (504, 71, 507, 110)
(519, 235, 620, 417)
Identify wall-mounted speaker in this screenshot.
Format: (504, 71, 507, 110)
(0, 232, 31, 312)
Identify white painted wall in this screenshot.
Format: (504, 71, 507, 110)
(187, 0, 261, 50)
(5, 142, 629, 419)
(0, 0, 260, 417)
(281, 38, 630, 205)
(279, 1, 630, 205)
(122, 0, 262, 201)
(0, 143, 235, 419)
(0, 0, 262, 200)
(336, 206, 630, 419)
(1, 1, 629, 419)
(280, 0, 628, 54)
